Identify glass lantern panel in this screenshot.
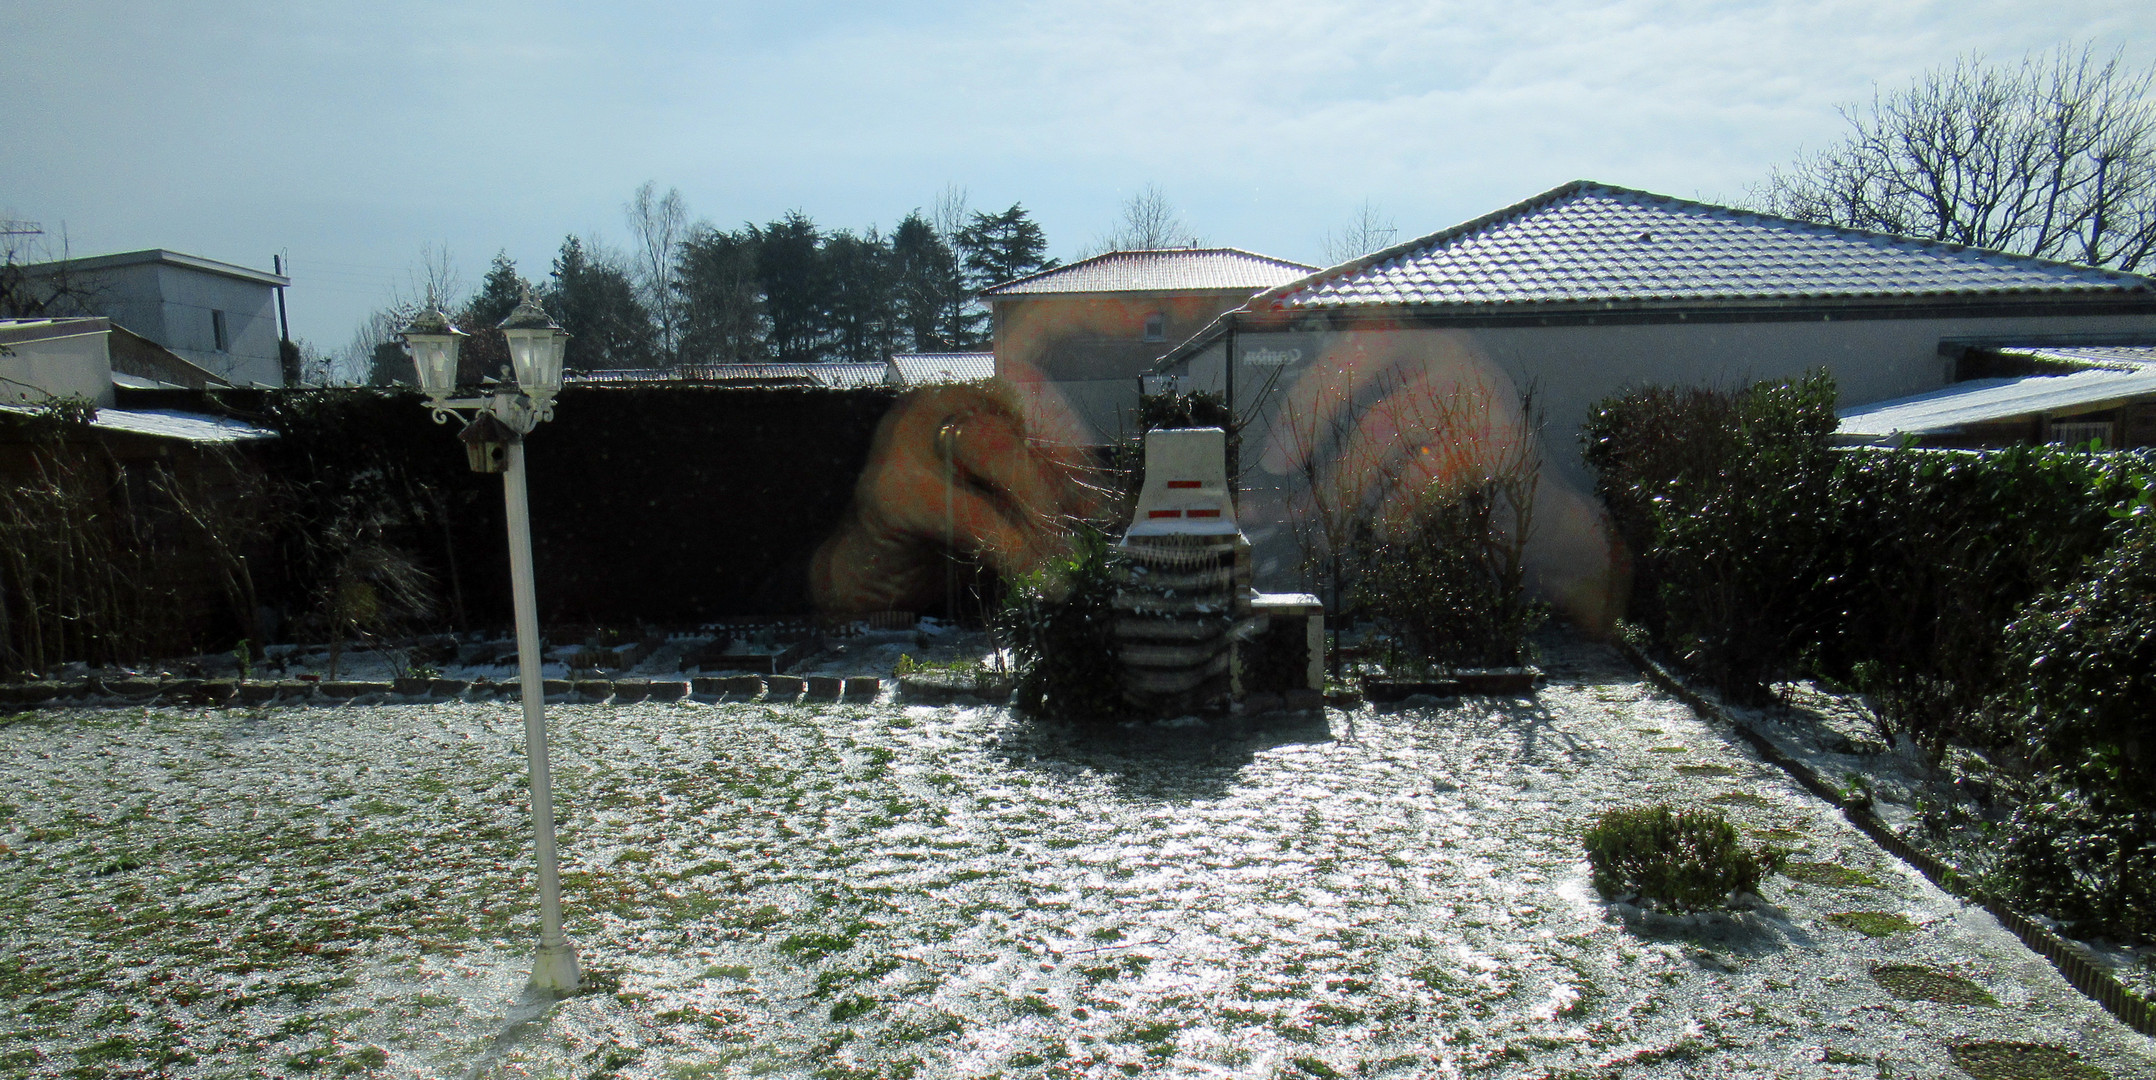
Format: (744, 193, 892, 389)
(411, 339, 459, 394)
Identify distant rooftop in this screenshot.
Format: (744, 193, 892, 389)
(1256, 181, 2152, 313)
(890, 352, 993, 386)
(16, 249, 289, 288)
(1976, 344, 2156, 371)
(0, 403, 277, 443)
(571, 363, 891, 389)
(981, 249, 1316, 297)
(1837, 368, 2156, 444)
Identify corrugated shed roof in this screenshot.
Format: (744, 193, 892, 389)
(571, 363, 891, 389)
(0, 403, 278, 443)
(1981, 344, 2156, 371)
(1836, 369, 2156, 443)
(1260, 181, 2152, 312)
(982, 249, 1316, 297)
(890, 353, 994, 386)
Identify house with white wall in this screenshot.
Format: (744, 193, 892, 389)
(14, 249, 289, 387)
(1152, 181, 2156, 625)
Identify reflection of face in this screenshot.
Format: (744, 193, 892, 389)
(811, 377, 1096, 616)
(1247, 327, 1625, 631)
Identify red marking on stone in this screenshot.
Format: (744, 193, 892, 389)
(1148, 509, 1183, 518)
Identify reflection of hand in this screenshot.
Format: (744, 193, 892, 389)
(811, 383, 1091, 615)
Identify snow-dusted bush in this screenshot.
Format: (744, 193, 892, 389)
(1582, 804, 1782, 914)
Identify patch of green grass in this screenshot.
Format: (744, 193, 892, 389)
(1949, 1043, 2110, 1080)
(1674, 764, 1736, 777)
(704, 964, 753, 981)
(1780, 861, 1882, 888)
(1647, 746, 1687, 754)
(1709, 792, 1769, 808)
(1289, 1055, 1343, 1078)
(828, 994, 877, 1022)
(1871, 965, 1998, 1006)
(1825, 911, 1915, 938)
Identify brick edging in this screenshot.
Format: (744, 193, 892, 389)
(1614, 635, 2156, 1038)
(0, 675, 885, 708)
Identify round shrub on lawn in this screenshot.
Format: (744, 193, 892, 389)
(1583, 804, 1781, 913)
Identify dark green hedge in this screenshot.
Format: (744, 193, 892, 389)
(224, 384, 894, 634)
(1586, 373, 2156, 937)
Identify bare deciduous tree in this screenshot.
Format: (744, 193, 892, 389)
(1758, 46, 2156, 272)
(626, 181, 689, 363)
(1320, 200, 1400, 264)
(1085, 184, 1200, 256)
(0, 220, 112, 320)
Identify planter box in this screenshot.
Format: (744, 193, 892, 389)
(723, 675, 766, 695)
(320, 681, 389, 699)
(806, 676, 843, 699)
(690, 676, 728, 697)
(392, 678, 433, 697)
(429, 678, 471, 697)
(1453, 667, 1542, 694)
(611, 680, 650, 703)
(646, 681, 688, 701)
(765, 676, 807, 698)
(573, 680, 613, 701)
(896, 672, 1014, 704)
(843, 676, 882, 700)
(1363, 679, 1465, 703)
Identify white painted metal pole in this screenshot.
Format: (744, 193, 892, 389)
(504, 437, 580, 994)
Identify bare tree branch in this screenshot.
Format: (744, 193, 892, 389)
(1758, 46, 2156, 272)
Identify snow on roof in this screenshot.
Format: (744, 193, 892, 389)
(1836, 368, 2156, 443)
(890, 353, 993, 386)
(571, 363, 892, 389)
(0, 404, 278, 443)
(1977, 344, 2156, 371)
(981, 249, 1316, 297)
(1261, 181, 2152, 312)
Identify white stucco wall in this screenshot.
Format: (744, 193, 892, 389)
(0, 324, 116, 407)
(21, 256, 285, 387)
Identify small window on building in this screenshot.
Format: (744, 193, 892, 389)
(2050, 419, 2113, 448)
(211, 309, 229, 352)
(1143, 312, 1165, 342)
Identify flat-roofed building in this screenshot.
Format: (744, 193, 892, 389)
(13, 249, 290, 387)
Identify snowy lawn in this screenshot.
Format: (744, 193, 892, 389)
(2, 637, 2150, 1079)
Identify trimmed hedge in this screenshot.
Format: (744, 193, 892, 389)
(1587, 373, 2156, 938)
(231, 383, 896, 634)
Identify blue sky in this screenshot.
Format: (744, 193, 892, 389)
(4, 0, 2151, 354)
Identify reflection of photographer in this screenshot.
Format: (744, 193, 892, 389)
(811, 382, 1094, 616)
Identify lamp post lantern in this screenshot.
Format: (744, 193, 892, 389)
(402, 293, 579, 995)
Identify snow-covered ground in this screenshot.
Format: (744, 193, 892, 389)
(1, 634, 2149, 1078)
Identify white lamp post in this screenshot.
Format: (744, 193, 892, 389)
(402, 293, 580, 995)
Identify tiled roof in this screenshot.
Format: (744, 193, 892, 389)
(1258, 181, 2153, 312)
(890, 353, 994, 386)
(982, 249, 1316, 297)
(1837, 368, 2156, 443)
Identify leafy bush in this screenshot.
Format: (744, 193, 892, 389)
(1819, 446, 2142, 748)
(1357, 482, 1544, 668)
(1991, 517, 2156, 937)
(1582, 373, 1838, 701)
(997, 527, 1126, 726)
(1582, 804, 1782, 913)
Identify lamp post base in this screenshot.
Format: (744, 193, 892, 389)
(529, 941, 582, 996)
